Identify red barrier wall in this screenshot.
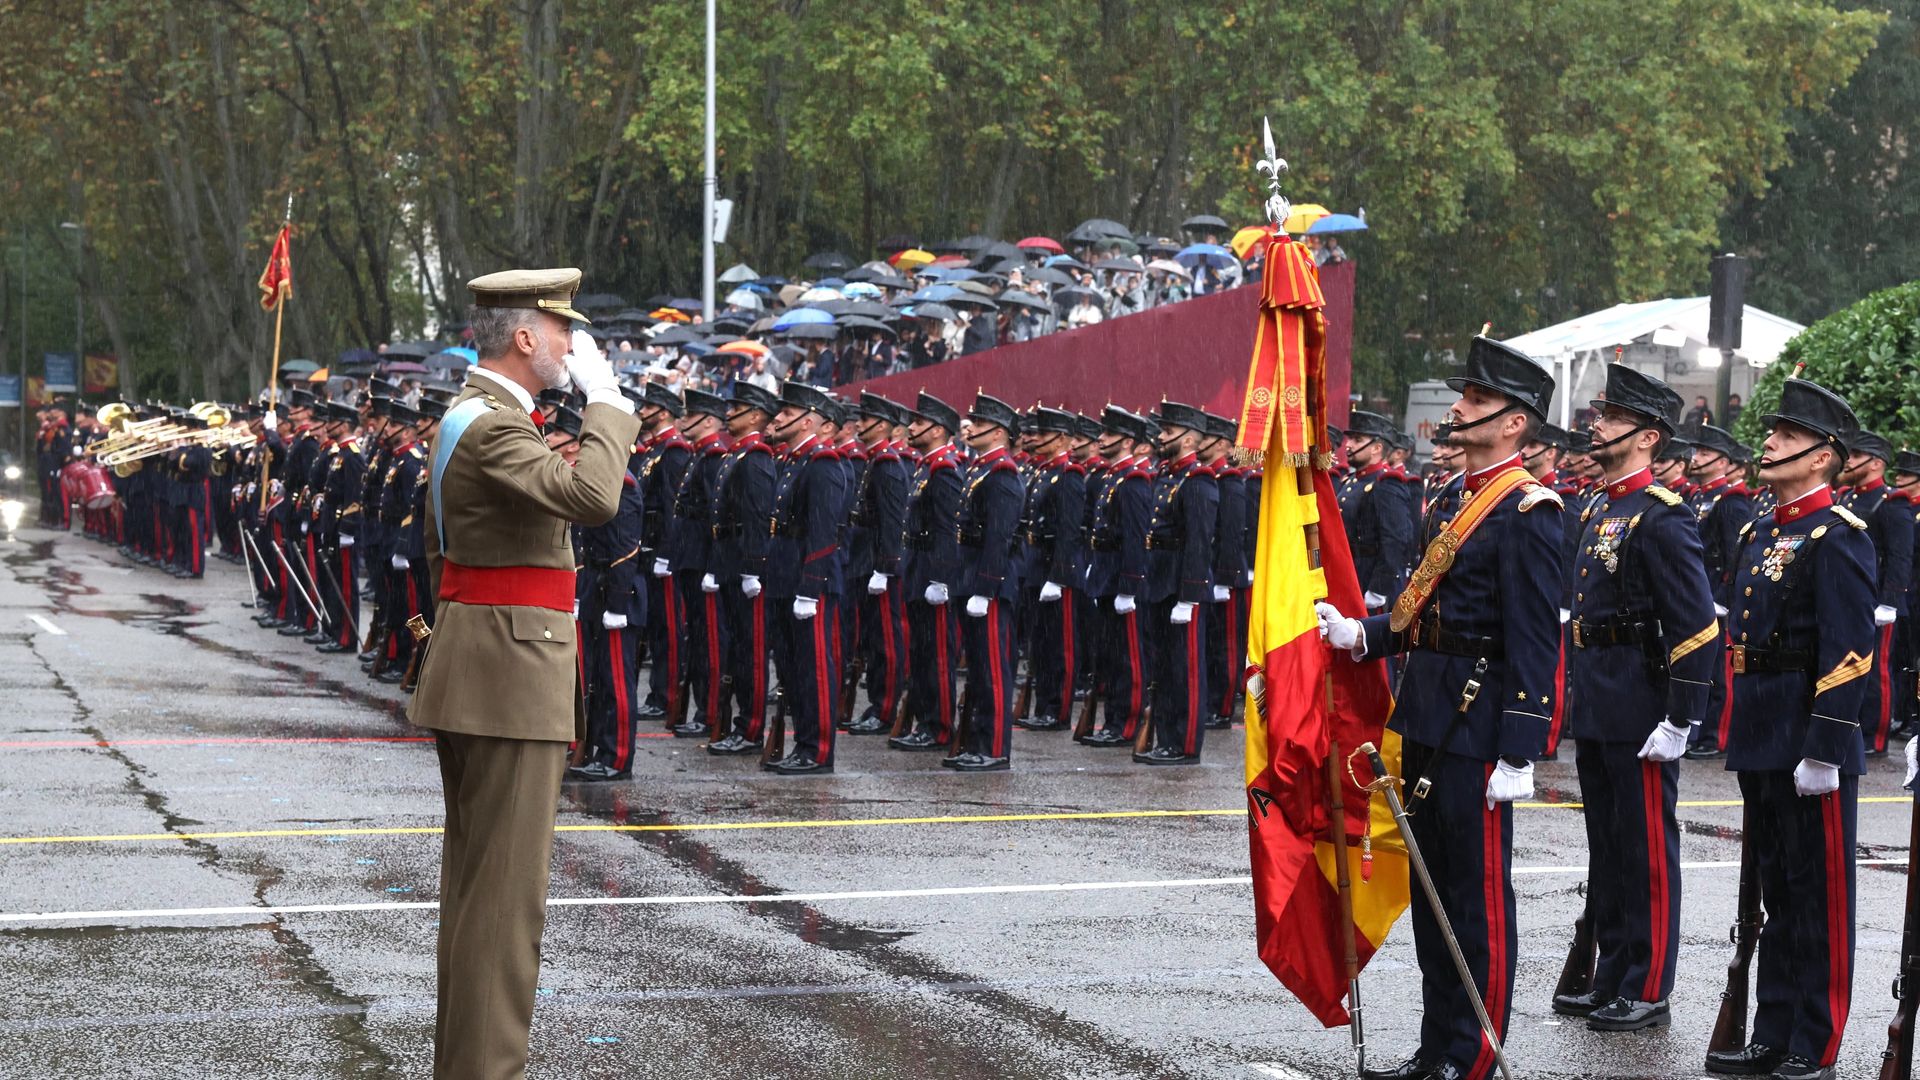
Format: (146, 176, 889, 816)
(838, 260, 1355, 425)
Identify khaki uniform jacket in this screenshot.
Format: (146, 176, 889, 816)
(407, 381, 642, 742)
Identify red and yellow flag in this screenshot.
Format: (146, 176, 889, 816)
(258, 224, 293, 311)
(1241, 230, 1407, 1026)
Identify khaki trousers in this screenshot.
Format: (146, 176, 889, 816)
(431, 731, 567, 1080)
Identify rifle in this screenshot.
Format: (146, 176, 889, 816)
(839, 654, 866, 727)
(399, 615, 431, 694)
(1133, 702, 1155, 754)
(1073, 685, 1101, 741)
(1014, 660, 1033, 722)
(1708, 805, 1764, 1057)
(947, 682, 971, 760)
(361, 603, 384, 655)
(760, 689, 787, 765)
(1880, 796, 1920, 1080)
(1554, 888, 1597, 1005)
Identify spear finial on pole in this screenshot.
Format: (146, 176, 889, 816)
(1258, 117, 1292, 228)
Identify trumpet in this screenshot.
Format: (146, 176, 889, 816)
(94, 423, 257, 467)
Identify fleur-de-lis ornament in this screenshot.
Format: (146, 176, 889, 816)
(1257, 116, 1290, 227)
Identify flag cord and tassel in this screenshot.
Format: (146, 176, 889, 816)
(257, 194, 294, 513)
(1326, 730, 1365, 1074)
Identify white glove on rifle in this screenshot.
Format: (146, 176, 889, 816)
(1314, 600, 1363, 654)
(1793, 757, 1840, 797)
(1038, 581, 1063, 603)
(391, 554, 410, 570)
(741, 574, 762, 598)
(924, 582, 949, 605)
(1113, 594, 1136, 615)
(1637, 719, 1691, 763)
(966, 595, 990, 618)
(867, 571, 889, 595)
(792, 596, 818, 620)
(565, 328, 620, 398)
(1211, 585, 1231, 603)
(1485, 759, 1534, 809)
(602, 612, 628, 630)
(262, 410, 279, 433)
(652, 557, 671, 578)
(339, 534, 356, 548)
(699, 572, 719, 593)
(1905, 736, 1918, 791)
(1170, 601, 1194, 625)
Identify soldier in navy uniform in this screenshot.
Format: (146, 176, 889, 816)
(317, 403, 365, 653)
(355, 393, 394, 667)
(668, 389, 731, 739)
(1136, 401, 1219, 764)
(707, 382, 779, 756)
(1685, 426, 1756, 759)
(1522, 423, 1568, 486)
(1320, 337, 1564, 1080)
(1551, 364, 1718, 1032)
(1704, 380, 1875, 1080)
(274, 389, 323, 637)
(1203, 412, 1250, 730)
(1338, 410, 1416, 614)
(372, 401, 431, 682)
(846, 394, 912, 736)
(1012, 405, 1087, 734)
(945, 394, 1026, 771)
(1079, 406, 1156, 749)
(889, 392, 964, 753)
(762, 381, 847, 774)
(1837, 429, 1910, 758)
(1892, 449, 1920, 740)
(628, 384, 694, 732)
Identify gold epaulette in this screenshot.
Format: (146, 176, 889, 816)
(1833, 505, 1868, 530)
(1518, 483, 1563, 512)
(1648, 486, 1683, 507)
(1738, 520, 1755, 540)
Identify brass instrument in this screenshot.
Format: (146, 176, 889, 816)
(91, 413, 258, 468)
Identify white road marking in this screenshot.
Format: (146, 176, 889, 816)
(1248, 1065, 1313, 1080)
(27, 614, 66, 636)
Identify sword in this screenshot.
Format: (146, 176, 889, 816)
(1355, 741, 1513, 1080)
(312, 544, 361, 646)
(234, 523, 264, 609)
(265, 536, 321, 617)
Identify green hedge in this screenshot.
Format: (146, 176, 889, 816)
(1736, 280, 1920, 449)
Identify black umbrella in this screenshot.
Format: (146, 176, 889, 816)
(1054, 285, 1102, 306)
(1095, 257, 1143, 272)
(575, 293, 628, 312)
(838, 315, 896, 338)
(1047, 255, 1090, 272)
(948, 293, 999, 311)
(866, 272, 913, 290)
(912, 302, 958, 321)
(382, 340, 439, 360)
(803, 251, 854, 273)
(838, 300, 893, 320)
(781, 322, 839, 340)
(1181, 214, 1229, 232)
(610, 308, 657, 325)
(423, 351, 471, 372)
(1145, 238, 1182, 257)
(995, 290, 1050, 311)
(1024, 266, 1074, 286)
(651, 325, 699, 347)
(1067, 218, 1131, 244)
(931, 234, 995, 254)
(970, 240, 1022, 268)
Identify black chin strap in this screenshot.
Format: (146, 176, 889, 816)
(1585, 425, 1648, 455)
(1758, 439, 1830, 471)
(1433, 402, 1516, 442)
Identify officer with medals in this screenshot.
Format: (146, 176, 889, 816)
(889, 392, 964, 753)
(1685, 426, 1756, 759)
(1338, 410, 1417, 614)
(408, 268, 640, 1079)
(1703, 379, 1875, 1080)
(1319, 336, 1564, 1080)
(1551, 364, 1718, 1032)
(1078, 406, 1156, 748)
(946, 394, 1025, 771)
(1837, 429, 1910, 757)
(761, 381, 847, 774)
(846, 394, 912, 736)
(1892, 449, 1920, 740)
(1137, 401, 1219, 764)
(706, 381, 779, 756)
(1012, 405, 1087, 733)
(667, 388, 732, 738)
(628, 384, 695, 733)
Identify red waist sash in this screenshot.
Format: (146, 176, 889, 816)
(438, 561, 574, 612)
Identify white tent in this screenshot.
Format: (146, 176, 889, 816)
(1502, 297, 1805, 428)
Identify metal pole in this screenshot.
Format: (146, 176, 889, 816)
(17, 237, 26, 474)
(701, 0, 716, 323)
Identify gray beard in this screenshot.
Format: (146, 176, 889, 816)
(531, 337, 568, 390)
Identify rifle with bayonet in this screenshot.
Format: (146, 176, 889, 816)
(1707, 805, 1764, 1060)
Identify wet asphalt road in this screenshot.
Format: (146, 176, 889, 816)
(0, 515, 1914, 1080)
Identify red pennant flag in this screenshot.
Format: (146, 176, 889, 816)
(258, 224, 293, 311)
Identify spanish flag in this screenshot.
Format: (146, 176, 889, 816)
(1241, 230, 1407, 1026)
(258, 224, 293, 311)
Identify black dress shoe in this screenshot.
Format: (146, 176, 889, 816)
(1134, 746, 1199, 766)
(1359, 1055, 1436, 1080)
(1705, 1042, 1784, 1076)
(303, 630, 332, 645)
(277, 624, 311, 637)
(940, 752, 978, 769)
(706, 734, 759, 756)
(1081, 729, 1133, 748)
(566, 761, 630, 782)
(357, 649, 378, 663)
(374, 669, 405, 685)
(636, 703, 668, 721)
(1684, 745, 1726, 761)
(949, 753, 1009, 772)
(1427, 1064, 1463, 1080)
(670, 720, 709, 739)
(1768, 1055, 1832, 1080)
(845, 714, 889, 735)
(887, 729, 943, 751)
(1550, 989, 1606, 1016)
(254, 614, 281, 627)
(316, 641, 353, 654)
(1203, 715, 1233, 730)
(1012, 715, 1068, 731)
(766, 753, 832, 775)
(1587, 996, 1668, 1031)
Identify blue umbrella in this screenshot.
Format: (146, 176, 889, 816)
(444, 346, 478, 363)
(668, 297, 704, 312)
(771, 307, 836, 332)
(1174, 243, 1237, 269)
(1306, 214, 1368, 235)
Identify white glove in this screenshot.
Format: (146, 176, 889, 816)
(565, 328, 619, 396)
(741, 575, 762, 598)
(299, 520, 309, 534)
(1637, 720, 1692, 762)
(1558, 608, 1571, 625)
(71, 444, 83, 456)
(867, 571, 889, 595)
(262, 410, 279, 433)
(1038, 581, 1063, 603)
(1793, 757, 1840, 797)
(966, 595, 990, 618)
(339, 534, 356, 548)
(1363, 590, 1387, 611)
(1114, 594, 1136, 615)
(1171, 601, 1194, 624)
(1314, 600, 1362, 653)
(925, 582, 950, 605)
(1876, 604, 1898, 627)
(792, 596, 818, 620)
(652, 557, 671, 578)
(391, 554, 410, 570)
(1212, 585, 1231, 603)
(602, 612, 629, 630)
(1486, 760, 1534, 809)
(700, 572, 719, 593)
(572, 600, 581, 620)
(1714, 603, 1730, 618)
(1905, 736, 1917, 790)
(1246, 570, 1254, 585)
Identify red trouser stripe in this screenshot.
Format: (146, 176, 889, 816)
(1058, 592, 1076, 722)
(1820, 791, 1850, 1066)
(608, 629, 631, 769)
(986, 600, 1006, 758)
(1184, 616, 1201, 754)
(663, 583, 681, 713)
(1874, 624, 1895, 752)
(812, 611, 833, 761)
(1640, 759, 1669, 1000)
(1469, 764, 1509, 1080)
(747, 596, 766, 740)
(935, 612, 952, 741)
(337, 549, 354, 645)
(885, 590, 906, 723)
(1123, 610, 1142, 737)
(703, 592, 723, 725)
(188, 510, 204, 575)
(1716, 630, 1736, 747)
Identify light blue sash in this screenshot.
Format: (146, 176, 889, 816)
(430, 396, 493, 553)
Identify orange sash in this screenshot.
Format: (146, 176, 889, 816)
(1389, 466, 1534, 633)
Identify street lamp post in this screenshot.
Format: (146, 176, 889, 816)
(59, 222, 82, 414)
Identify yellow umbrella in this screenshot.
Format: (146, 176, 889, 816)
(1230, 225, 1270, 260)
(306, 367, 331, 383)
(1282, 203, 1330, 234)
(891, 248, 935, 269)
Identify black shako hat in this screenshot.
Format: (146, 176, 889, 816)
(779, 380, 834, 417)
(1531, 423, 1570, 450)
(1345, 410, 1399, 443)
(856, 391, 896, 422)
(1692, 425, 1744, 461)
(1203, 412, 1237, 443)
(727, 380, 781, 417)
(683, 387, 728, 419)
(1074, 413, 1105, 441)
(1325, 424, 1346, 449)
(1101, 404, 1157, 445)
(909, 391, 960, 433)
(1658, 436, 1693, 463)
(1567, 429, 1594, 455)
(1759, 379, 1856, 452)
(968, 393, 1021, 435)
(643, 383, 686, 417)
(1894, 449, 1920, 477)
(1847, 428, 1893, 464)
(1027, 406, 1079, 436)
(287, 388, 318, 409)
(549, 404, 584, 439)
(1152, 400, 1208, 434)
(1594, 363, 1683, 432)
(1446, 336, 1555, 420)
(416, 396, 449, 421)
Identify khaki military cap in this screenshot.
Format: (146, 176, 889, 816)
(467, 267, 591, 324)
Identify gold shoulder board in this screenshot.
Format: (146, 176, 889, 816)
(1738, 520, 1755, 540)
(1833, 505, 1868, 529)
(1648, 486, 1682, 507)
(1518, 484, 1563, 512)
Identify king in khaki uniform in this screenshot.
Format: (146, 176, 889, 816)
(407, 268, 641, 1080)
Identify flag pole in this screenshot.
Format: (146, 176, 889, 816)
(259, 195, 293, 512)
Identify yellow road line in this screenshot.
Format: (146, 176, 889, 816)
(1, 797, 1908, 847)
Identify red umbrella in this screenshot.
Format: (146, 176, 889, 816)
(1015, 236, 1064, 254)
(929, 253, 971, 267)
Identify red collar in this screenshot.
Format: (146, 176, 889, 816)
(1463, 454, 1524, 494)
(694, 430, 727, 452)
(1774, 485, 1833, 524)
(974, 445, 1010, 468)
(1604, 467, 1654, 499)
(1536, 469, 1557, 487)
(1359, 462, 1387, 477)
(1045, 451, 1074, 469)
(1166, 452, 1198, 473)
(732, 432, 765, 453)
(1856, 476, 1887, 493)
(1703, 475, 1730, 491)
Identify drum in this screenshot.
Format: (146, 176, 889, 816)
(64, 460, 116, 510)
